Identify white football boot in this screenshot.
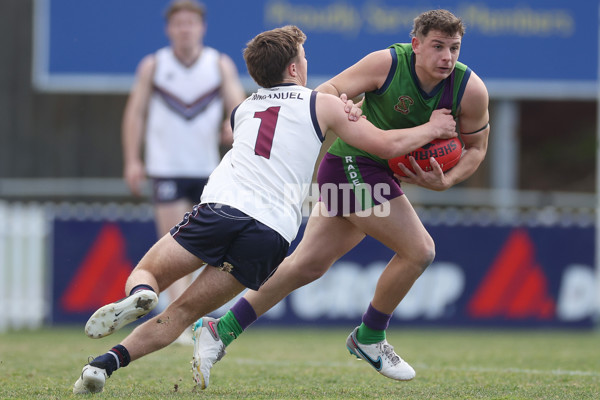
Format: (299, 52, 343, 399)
(73, 365, 108, 394)
(85, 289, 158, 338)
(191, 317, 226, 389)
(346, 327, 416, 381)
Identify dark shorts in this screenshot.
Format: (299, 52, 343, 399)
(170, 203, 289, 290)
(151, 177, 209, 204)
(317, 153, 404, 216)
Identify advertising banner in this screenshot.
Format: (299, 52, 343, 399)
(51, 221, 157, 323)
(51, 219, 596, 328)
(34, 0, 597, 96)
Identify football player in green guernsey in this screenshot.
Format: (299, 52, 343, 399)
(194, 9, 490, 384)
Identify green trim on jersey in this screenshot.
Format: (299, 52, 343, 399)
(328, 43, 469, 165)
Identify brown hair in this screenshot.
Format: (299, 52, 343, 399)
(243, 25, 306, 88)
(164, 0, 206, 21)
(411, 9, 465, 38)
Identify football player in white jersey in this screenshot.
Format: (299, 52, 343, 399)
(121, 0, 245, 340)
(74, 25, 456, 394)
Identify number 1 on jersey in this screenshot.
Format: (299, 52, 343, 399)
(254, 106, 280, 159)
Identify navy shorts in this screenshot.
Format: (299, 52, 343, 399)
(317, 153, 404, 216)
(151, 177, 209, 204)
(170, 203, 289, 290)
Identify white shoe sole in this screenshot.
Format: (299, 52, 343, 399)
(85, 290, 158, 338)
(192, 322, 208, 389)
(191, 318, 225, 390)
(346, 328, 416, 381)
(73, 366, 106, 394)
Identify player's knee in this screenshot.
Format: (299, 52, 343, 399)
(300, 265, 328, 284)
(420, 246, 436, 272)
(288, 259, 329, 284)
(411, 238, 436, 274)
(285, 253, 331, 284)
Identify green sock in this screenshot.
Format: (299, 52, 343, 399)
(216, 311, 243, 347)
(356, 322, 386, 344)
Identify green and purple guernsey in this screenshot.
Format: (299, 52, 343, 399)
(327, 43, 471, 167)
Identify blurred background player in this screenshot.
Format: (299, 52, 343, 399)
(193, 8, 490, 385)
(73, 25, 457, 394)
(121, 0, 246, 344)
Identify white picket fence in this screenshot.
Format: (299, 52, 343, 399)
(0, 201, 48, 332)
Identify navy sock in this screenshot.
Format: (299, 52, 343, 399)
(129, 284, 155, 296)
(90, 344, 131, 377)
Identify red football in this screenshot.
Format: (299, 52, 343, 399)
(388, 137, 462, 177)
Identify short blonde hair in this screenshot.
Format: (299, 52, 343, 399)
(164, 0, 206, 21)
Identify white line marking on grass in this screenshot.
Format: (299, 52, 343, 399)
(414, 364, 600, 377)
(232, 358, 600, 377)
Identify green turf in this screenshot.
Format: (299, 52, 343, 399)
(0, 326, 599, 399)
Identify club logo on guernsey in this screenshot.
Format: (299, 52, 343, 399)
(393, 95, 414, 114)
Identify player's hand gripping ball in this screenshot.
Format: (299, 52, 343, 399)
(388, 137, 462, 177)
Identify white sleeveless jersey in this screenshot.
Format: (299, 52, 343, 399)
(201, 85, 325, 242)
(145, 46, 224, 177)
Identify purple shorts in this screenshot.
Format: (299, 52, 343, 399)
(317, 153, 404, 216)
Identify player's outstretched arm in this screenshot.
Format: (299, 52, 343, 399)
(317, 93, 456, 159)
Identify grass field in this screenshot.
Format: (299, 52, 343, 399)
(1, 326, 599, 399)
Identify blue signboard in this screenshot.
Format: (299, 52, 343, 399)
(34, 0, 598, 97)
(52, 219, 596, 328)
(51, 221, 157, 323)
